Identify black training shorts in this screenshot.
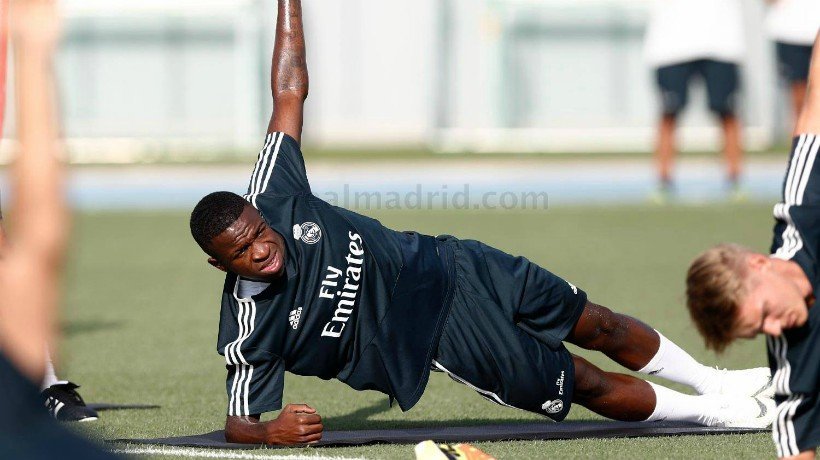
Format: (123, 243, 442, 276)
(656, 59, 740, 117)
(433, 236, 587, 422)
(776, 42, 813, 84)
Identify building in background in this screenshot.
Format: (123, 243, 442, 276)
(0, 0, 785, 162)
(437, 0, 773, 154)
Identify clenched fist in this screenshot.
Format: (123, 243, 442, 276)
(267, 404, 323, 445)
(224, 403, 324, 446)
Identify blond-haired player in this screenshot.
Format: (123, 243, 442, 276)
(687, 31, 820, 460)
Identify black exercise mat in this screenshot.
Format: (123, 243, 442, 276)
(87, 403, 160, 411)
(112, 421, 765, 449)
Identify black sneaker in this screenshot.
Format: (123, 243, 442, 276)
(41, 381, 99, 422)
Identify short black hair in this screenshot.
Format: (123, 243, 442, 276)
(190, 191, 248, 252)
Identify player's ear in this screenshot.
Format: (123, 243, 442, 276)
(746, 253, 769, 272)
(208, 257, 227, 272)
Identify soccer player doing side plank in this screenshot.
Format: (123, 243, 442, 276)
(687, 31, 820, 460)
(190, 0, 775, 446)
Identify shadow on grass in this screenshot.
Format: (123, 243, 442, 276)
(62, 319, 124, 337)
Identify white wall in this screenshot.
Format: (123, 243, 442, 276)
(299, 0, 437, 147)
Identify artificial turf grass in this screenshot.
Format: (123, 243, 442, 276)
(63, 204, 775, 459)
(110, 433, 773, 460)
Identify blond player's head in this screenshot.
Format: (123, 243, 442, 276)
(686, 244, 810, 352)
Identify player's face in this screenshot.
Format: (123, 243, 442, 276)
(735, 262, 809, 338)
(206, 205, 287, 282)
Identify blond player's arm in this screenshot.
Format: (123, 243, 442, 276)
(0, 0, 65, 382)
(0, 212, 5, 248)
(795, 32, 820, 135)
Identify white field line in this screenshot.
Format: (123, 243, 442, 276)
(111, 445, 367, 460)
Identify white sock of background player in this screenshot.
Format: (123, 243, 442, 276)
(41, 349, 60, 390)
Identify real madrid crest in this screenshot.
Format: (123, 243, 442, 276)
(293, 222, 322, 244)
(541, 399, 563, 414)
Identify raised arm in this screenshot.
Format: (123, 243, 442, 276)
(795, 32, 820, 135)
(0, 0, 9, 251)
(266, 0, 308, 144)
(0, 210, 5, 248)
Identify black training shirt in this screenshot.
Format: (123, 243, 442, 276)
(216, 132, 454, 416)
(768, 134, 820, 397)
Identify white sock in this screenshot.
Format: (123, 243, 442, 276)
(638, 330, 715, 394)
(645, 382, 717, 425)
(41, 349, 60, 390)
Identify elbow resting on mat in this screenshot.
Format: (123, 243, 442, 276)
(224, 404, 323, 445)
